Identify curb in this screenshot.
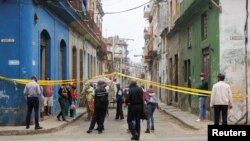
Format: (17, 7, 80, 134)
(158, 103, 199, 130)
(0, 112, 86, 136)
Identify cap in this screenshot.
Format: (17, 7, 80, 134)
(200, 72, 206, 77)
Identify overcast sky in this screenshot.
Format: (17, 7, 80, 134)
(102, 0, 149, 62)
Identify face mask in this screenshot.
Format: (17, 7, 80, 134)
(200, 77, 204, 80)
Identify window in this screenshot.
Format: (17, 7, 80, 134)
(201, 12, 208, 40)
(184, 59, 191, 83)
(202, 47, 210, 81)
(187, 26, 192, 48)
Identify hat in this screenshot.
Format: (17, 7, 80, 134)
(217, 73, 225, 79)
(200, 72, 206, 77)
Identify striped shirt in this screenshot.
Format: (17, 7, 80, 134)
(23, 80, 41, 97)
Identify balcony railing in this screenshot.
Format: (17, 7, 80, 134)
(85, 10, 102, 40)
(143, 4, 150, 18)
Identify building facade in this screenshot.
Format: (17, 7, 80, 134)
(0, 0, 106, 125)
(144, 0, 250, 123)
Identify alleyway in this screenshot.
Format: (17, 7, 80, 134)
(0, 108, 207, 141)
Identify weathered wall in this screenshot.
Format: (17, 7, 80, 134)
(0, 0, 69, 125)
(220, 0, 250, 123)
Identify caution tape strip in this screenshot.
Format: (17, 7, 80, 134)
(0, 72, 247, 99)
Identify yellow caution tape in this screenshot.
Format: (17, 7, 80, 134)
(0, 72, 247, 99)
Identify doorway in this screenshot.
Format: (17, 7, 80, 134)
(40, 30, 51, 80)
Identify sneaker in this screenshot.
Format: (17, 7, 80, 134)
(131, 135, 139, 140)
(98, 130, 103, 134)
(63, 119, 69, 122)
(145, 128, 150, 133)
(35, 126, 43, 130)
(196, 119, 201, 122)
(86, 130, 92, 133)
(151, 126, 154, 130)
(57, 116, 61, 121)
(26, 126, 30, 129)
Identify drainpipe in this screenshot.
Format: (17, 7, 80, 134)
(244, 0, 249, 125)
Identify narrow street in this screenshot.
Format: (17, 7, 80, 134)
(0, 108, 207, 141)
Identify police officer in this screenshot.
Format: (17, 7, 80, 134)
(86, 80, 109, 134)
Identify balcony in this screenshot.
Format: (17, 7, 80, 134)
(143, 4, 150, 18)
(85, 10, 102, 39)
(144, 29, 150, 40)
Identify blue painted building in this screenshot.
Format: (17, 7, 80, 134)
(0, 0, 79, 125)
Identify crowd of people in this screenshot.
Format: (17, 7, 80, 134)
(23, 72, 233, 140)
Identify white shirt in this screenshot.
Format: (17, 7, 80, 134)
(23, 80, 41, 97)
(210, 81, 233, 107)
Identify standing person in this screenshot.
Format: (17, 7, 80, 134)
(86, 80, 109, 134)
(210, 73, 233, 125)
(69, 83, 77, 119)
(196, 72, 209, 122)
(43, 77, 53, 116)
(115, 83, 124, 120)
(127, 81, 144, 141)
(123, 88, 131, 132)
(40, 86, 45, 121)
(83, 82, 94, 121)
(143, 88, 159, 133)
(57, 83, 70, 122)
(23, 76, 43, 130)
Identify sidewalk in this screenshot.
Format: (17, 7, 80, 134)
(158, 102, 213, 130)
(0, 108, 86, 136)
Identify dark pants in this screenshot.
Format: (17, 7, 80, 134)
(26, 97, 40, 128)
(213, 105, 228, 125)
(115, 101, 124, 119)
(128, 105, 142, 139)
(88, 108, 106, 131)
(57, 97, 66, 120)
(127, 104, 131, 129)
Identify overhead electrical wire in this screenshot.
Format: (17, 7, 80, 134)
(103, 0, 152, 14)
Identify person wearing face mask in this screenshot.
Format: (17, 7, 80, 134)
(196, 72, 209, 122)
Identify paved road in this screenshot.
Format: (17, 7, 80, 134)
(0, 108, 207, 141)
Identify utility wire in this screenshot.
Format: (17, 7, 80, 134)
(103, 0, 152, 14)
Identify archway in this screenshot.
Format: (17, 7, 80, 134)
(40, 30, 51, 80)
(59, 40, 67, 80)
(72, 46, 77, 79)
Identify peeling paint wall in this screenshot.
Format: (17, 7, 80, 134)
(220, 0, 250, 123)
(0, 0, 69, 125)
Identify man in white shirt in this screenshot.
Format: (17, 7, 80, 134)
(23, 76, 43, 129)
(210, 73, 233, 125)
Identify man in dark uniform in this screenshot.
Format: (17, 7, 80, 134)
(87, 80, 109, 134)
